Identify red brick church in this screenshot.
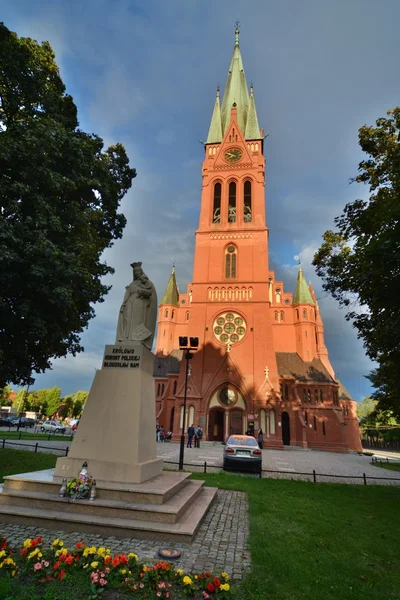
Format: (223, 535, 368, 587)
(153, 28, 362, 452)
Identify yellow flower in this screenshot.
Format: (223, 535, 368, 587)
(128, 552, 138, 560)
(12, 570, 16, 577)
(23, 539, 32, 549)
(28, 549, 39, 560)
(60, 548, 68, 556)
(83, 564, 88, 569)
(89, 546, 97, 554)
(83, 548, 90, 557)
(97, 547, 106, 556)
(121, 569, 127, 575)
(106, 548, 111, 555)
(183, 576, 193, 585)
(220, 583, 230, 591)
(55, 549, 62, 557)
(0, 550, 5, 559)
(59, 541, 64, 547)
(176, 568, 184, 576)
(90, 561, 99, 569)
(52, 538, 60, 547)
(221, 572, 230, 580)
(195, 575, 198, 579)
(143, 565, 149, 572)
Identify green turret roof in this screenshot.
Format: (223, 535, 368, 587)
(244, 84, 261, 139)
(206, 88, 223, 143)
(293, 266, 315, 306)
(160, 266, 179, 306)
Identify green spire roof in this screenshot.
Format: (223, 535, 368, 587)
(293, 266, 315, 305)
(206, 87, 223, 143)
(220, 27, 249, 135)
(160, 266, 179, 306)
(244, 84, 261, 139)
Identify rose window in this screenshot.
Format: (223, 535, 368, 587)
(213, 312, 247, 345)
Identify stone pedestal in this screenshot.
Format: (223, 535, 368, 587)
(55, 343, 163, 484)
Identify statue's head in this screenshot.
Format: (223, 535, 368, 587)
(131, 261, 143, 278)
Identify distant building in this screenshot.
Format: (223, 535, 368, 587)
(153, 28, 361, 452)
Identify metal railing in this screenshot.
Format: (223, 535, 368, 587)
(1, 438, 69, 456)
(163, 460, 400, 485)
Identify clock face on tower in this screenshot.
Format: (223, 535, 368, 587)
(224, 148, 242, 163)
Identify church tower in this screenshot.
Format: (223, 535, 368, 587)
(155, 27, 362, 452)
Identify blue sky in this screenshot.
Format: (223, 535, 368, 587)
(3, 0, 400, 400)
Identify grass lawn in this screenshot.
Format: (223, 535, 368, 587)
(0, 450, 399, 600)
(0, 448, 57, 482)
(372, 461, 400, 472)
(190, 471, 400, 600)
(0, 431, 73, 442)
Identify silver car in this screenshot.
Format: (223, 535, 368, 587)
(223, 435, 262, 474)
(41, 420, 66, 434)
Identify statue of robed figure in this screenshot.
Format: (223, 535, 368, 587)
(116, 262, 157, 349)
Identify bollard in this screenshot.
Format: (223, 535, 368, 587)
(363, 473, 367, 485)
(65, 446, 69, 457)
(204, 461, 207, 474)
(2, 438, 5, 449)
(313, 469, 316, 483)
(35, 442, 38, 453)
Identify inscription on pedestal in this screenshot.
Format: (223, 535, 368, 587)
(102, 344, 143, 369)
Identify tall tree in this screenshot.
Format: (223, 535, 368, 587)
(313, 108, 400, 417)
(0, 23, 136, 387)
(44, 387, 62, 417)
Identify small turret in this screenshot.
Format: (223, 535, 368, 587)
(245, 84, 262, 140)
(206, 87, 223, 144)
(293, 266, 314, 306)
(160, 266, 179, 306)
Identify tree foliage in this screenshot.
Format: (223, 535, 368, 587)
(0, 23, 136, 387)
(313, 108, 400, 417)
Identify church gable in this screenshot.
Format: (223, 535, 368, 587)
(213, 110, 253, 169)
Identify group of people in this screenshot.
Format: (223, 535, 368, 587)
(246, 427, 264, 449)
(186, 424, 203, 448)
(156, 424, 172, 442)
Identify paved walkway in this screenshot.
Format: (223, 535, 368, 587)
(2, 435, 400, 485)
(0, 490, 250, 580)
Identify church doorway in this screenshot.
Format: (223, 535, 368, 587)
(282, 411, 290, 446)
(208, 408, 224, 441)
(229, 410, 243, 436)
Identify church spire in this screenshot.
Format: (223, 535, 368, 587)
(206, 86, 223, 143)
(220, 25, 250, 137)
(293, 266, 314, 306)
(160, 266, 179, 306)
(245, 83, 261, 140)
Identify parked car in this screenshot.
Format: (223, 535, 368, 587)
(0, 417, 14, 427)
(71, 420, 79, 432)
(223, 435, 262, 474)
(41, 420, 66, 434)
(15, 417, 35, 428)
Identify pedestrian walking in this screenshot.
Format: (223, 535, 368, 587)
(194, 425, 203, 448)
(257, 428, 264, 450)
(156, 425, 161, 442)
(187, 424, 195, 448)
(160, 426, 165, 442)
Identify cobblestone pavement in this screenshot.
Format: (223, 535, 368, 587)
(0, 490, 250, 581)
(2, 434, 400, 485)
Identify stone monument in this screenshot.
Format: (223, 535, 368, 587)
(54, 262, 163, 484)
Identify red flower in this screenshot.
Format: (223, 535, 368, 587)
(36, 537, 42, 544)
(65, 554, 74, 565)
(104, 555, 112, 565)
(112, 557, 120, 568)
(205, 572, 211, 578)
(75, 542, 84, 549)
(20, 548, 27, 556)
(30, 540, 36, 547)
(213, 577, 221, 587)
(54, 561, 60, 571)
(57, 569, 66, 581)
(207, 583, 215, 592)
(1, 541, 8, 550)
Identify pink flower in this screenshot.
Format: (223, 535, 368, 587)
(43, 561, 49, 568)
(34, 562, 42, 571)
(140, 583, 144, 589)
(203, 593, 210, 599)
(156, 593, 161, 598)
(105, 567, 110, 574)
(100, 578, 107, 586)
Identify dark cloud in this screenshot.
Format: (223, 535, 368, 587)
(5, 0, 398, 399)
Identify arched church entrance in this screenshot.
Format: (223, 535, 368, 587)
(207, 384, 246, 441)
(282, 411, 290, 446)
(208, 408, 224, 441)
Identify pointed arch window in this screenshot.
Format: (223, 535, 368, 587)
(165, 309, 168, 318)
(213, 182, 221, 223)
(228, 182, 236, 223)
(173, 380, 177, 395)
(225, 245, 237, 278)
(280, 311, 285, 322)
(269, 409, 276, 435)
(171, 310, 175, 319)
(244, 180, 252, 222)
(314, 390, 318, 403)
(285, 384, 289, 400)
(307, 389, 312, 403)
(185, 311, 190, 321)
(320, 389, 324, 403)
(313, 416, 317, 431)
(322, 421, 326, 436)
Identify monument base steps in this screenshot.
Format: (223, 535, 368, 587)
(0, 470, 217, 543)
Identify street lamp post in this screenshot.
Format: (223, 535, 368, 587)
(178, 336, 199, 471)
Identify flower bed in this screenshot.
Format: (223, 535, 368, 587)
(0, 536, 234, 599)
